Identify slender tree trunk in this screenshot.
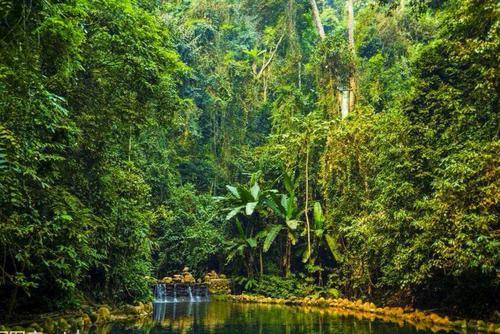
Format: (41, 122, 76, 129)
(304, 137, 312, 262)
(263, 73, 268, 102)
(298, 61, 302, 89)
(347, 0, 356, 112)
(245, 251, 254, 278)
(259, 248, 263, 277)
(128, 124, 132, 163)
(309, 0, 325, 40)
(286, 237, 292, 277)
(282, 235, 292, 277)
(6, 284, 18, 320)
(7, 259, 24, 320)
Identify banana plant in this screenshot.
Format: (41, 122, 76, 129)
(265, 172, 303, 276)
(225, 219, 258, 278)
(308, 202, 343, 272)
(222, 172, 277, 277)
(223, 172, 278, 221)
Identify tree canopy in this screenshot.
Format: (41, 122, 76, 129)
(0, 0, 498, 320)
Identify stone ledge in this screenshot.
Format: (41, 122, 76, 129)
(225, 294, 500, 333)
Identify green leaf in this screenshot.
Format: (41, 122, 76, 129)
(246, 238, 257, 248)
(268, 194, 285, 217)
(226, 206, 244, 220)
(245, 201, 258, 215)
(283, 172, 294, 195)
(238, 186, 254, 202)
(286, 196, 296, 219)
(314, 229, 324, 237)
(255, 230, 268, 240)
(302, 247, 311, 263)
(325, 234, 343, 262)
(263, 225, 282, 252)
(226, 185, 240, 198)
(235, 219, 245, 237)
(286, 219, 299, 230)
(280, 194, 288, 212)
(250, 182, 260, 200)
(313, 202, 325, 228)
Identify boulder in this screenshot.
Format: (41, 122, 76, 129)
(208, 270, 218, 279)
(162, 276, 173, 284)
(96, 306, 111, 323)
(182, 272, 195, 283)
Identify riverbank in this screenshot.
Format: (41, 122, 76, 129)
(0, 303, 152, 333)
(2, 296, 498, 333)
(223, 294, 500, 333)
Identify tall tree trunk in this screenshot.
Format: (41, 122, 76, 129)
(259, 248, 263, 278)
(283, 235, 292, 277)
(347, 0, 356, 112)
(309, 0, 325, 40)
(245, 250, 254, 278)
(304, 136, 312, 262)
(286, 237, 292, 277)
(128, 124, 132, 163)
(6, 284, 18, 320)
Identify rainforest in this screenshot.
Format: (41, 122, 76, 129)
(0, 0, 498, 332)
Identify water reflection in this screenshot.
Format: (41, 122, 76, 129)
(102, 301, 455, 334)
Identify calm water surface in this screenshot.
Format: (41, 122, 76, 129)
(93, 301, 455, 334)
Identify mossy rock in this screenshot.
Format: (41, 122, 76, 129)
(452, 319, 467, 329)
(467, 320, 478, 328)
(43, 318, 56, 333)
(69, 317, 84, 329)
(58, 318, 70, 331)
(89, 312, 98, 323)
(124, 304, 136, 313)
(82, 313, 92, 326)
(96, 306, 112, 323)
(145, 302, 153, 313)
(477, 320, 487, 330)
(30, 322, 43, 332)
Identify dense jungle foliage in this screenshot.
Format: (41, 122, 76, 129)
(0, 0, 498, 320)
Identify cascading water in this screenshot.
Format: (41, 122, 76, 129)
(188, 286, 194, 302)
(153, 283, 209, 303)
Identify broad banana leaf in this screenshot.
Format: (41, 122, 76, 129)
(325, 234, 343, 262)
(226, 206, 244, 220)
(313, 202, 325, 228)
(263, 225, 282, 252)
(283, 172, 294, 195)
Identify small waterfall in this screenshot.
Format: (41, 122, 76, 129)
(188, 286, 194, 302)
(153, 283, 166, 302)
(153, 283, 210, 303)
